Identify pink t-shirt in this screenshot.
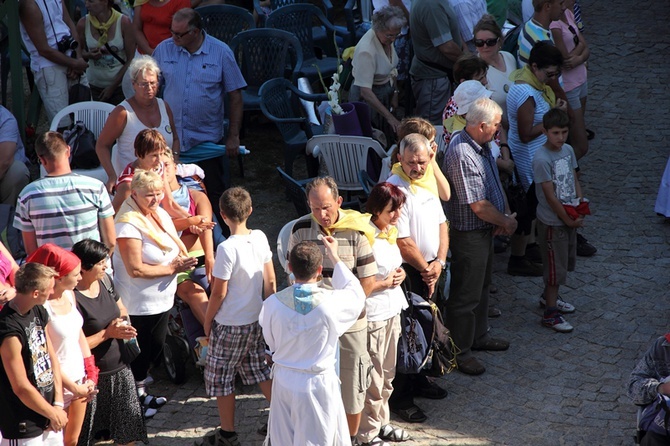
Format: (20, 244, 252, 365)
(550, 10, 587, 92)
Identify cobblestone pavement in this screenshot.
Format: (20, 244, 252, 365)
(141, 0, 670, 444)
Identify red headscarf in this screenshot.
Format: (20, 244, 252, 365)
(27, 243, 81, 279)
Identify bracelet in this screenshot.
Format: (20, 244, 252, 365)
(499, 143, 509, 148)
(53, 401, 64, 408)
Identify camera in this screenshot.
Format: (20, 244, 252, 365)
(57, 35, 78, 53)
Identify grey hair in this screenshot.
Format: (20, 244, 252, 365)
(372, 6, 407, 32)
(399, 133, 431, 156)
(465, 98, 503, 126)
(129, 55, 161, 83)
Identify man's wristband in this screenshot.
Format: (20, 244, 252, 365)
(437, 259, 447, 270)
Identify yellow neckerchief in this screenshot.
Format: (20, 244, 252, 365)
(115, 196, 188, 255)
(444, 114, 466, 136)
(374, 224, 398, 245)
(391, 162, 439, 197)
(312, 209, 375, 247)
(88, 9, 122, 46)
(509, 65, 556, 107)
(134, 0, 150, 6)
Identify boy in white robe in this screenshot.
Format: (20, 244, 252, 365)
(259, 238, 366, 446)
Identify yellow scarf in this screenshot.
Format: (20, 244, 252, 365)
(391, 162, 439, 197)
(444, 114, 466, 137)
(375, 225, 398, 245)
(88, 9, 122, 46)
(313, 209, 376, 247)
(509, 65, 556, 107)
(115, 196, 188, 255)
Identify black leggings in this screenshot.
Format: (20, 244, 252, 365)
(129, 311, 170, 382)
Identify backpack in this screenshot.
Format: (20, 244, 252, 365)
(63, 121, 100, 170)
(640, 394, 670, 437)
(502, 24, 522, 61)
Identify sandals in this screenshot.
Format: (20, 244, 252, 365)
(379, 424, 411, 442)
(139, 393, 167, 418)
(360, 436, 391, 446)
(390, 405, 427, 423)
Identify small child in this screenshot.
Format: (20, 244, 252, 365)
(532, 108, 589, 333)
(201, 187, 276, 446)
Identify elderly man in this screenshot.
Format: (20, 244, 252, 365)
(287, 176, 377, 443)
(19, 0, 89, 127)
(0, 106, 30, 206)
(14, 132, 115, 256)
(443, 98, 515, 376)
(385, 133, 449, 423)
(409, 0, 463, 124)
(153, 8, 246, 229)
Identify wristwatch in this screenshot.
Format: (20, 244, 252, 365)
(437, 259, 447, 270)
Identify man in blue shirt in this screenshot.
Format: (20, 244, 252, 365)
(153, 8, 247, 227)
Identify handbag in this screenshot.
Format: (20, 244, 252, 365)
(63, 121, 100, 169)
(100, 274, 141, 364)
(504, 153, 537, 221)
(421, 302, 457, 377)
(396, 290, 431, 375)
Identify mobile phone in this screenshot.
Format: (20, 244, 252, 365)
(195, 255, 206, 268)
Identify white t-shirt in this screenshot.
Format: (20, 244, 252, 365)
(485, 51, 517, 112)
(212, 230, 273, 326)
(44, 291, 86, 382)
(366, 224, 408, 322)
(387, 174, 447, 261)
(113, 207, 180, 315)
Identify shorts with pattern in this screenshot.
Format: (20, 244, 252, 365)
(204, 320, 271, 397)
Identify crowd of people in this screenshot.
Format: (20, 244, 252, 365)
(0, 0, 665, 445)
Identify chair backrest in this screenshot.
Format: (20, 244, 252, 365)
(260, 78, 306, 142)
(276, 217, 299, 273)
(306, 134, 386, 191)
(196, 4, 255, 44)
(229, 29, 303, 91)
(433, 125, 449, 155)
(358, 169, 376, 196)
(276, 167, 311, 217)
(266, 3, 337, 60)
(49, 101, 115, 135)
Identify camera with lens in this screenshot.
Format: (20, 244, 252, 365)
(57, 35, 78, 53)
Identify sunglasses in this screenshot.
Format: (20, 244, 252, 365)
(170, 28, 194, 39)
(543, 69, 562, 79)
(567, 25, 580, 46)
(474, 37, 499, 48)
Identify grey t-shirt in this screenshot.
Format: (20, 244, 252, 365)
(532, 143, 579, 226)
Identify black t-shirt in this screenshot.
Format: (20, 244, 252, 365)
(75, 280, 125, 375)
(0, 304, 54, 439)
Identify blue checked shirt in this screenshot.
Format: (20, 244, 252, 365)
(443, 130, 506, 231)
(153, 33, 247, 152)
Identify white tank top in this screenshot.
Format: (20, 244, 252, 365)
(20, 0, 72, 72)
(44, 291, 86, 382)
(114, 98, 174, 175)
(85, 14, 125, 87)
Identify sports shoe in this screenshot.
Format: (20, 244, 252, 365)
(539, 294, 575, 313)
(507, 256, 542, 277)
(577, 233, 597, 257)
(542, 310, 574, 333)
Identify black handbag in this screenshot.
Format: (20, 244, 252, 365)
(397, 291, 431, 375)
(63, 121, 100, 169)
(505, 153, 537, 221)
(69, 80, 92, 104)
(100, 274, 141, 364)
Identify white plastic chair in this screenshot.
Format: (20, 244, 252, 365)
(41, 101, 116, 183)
(434, 125, 449, 155)
(276, 218, 298, 274)
(307, 134, 387, 193)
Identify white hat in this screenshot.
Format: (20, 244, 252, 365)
(454, 80, 493, 115)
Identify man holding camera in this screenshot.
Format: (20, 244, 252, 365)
(19, 0, 88, 127)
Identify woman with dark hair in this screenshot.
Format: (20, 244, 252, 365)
(72, 239, 149, 444)
(357, 182, 410, 445)
(506, 41, 566, 277)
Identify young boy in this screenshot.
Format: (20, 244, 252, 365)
(201, 187, 276, 446)
(259, 238, 366, 446)
(532, 108, 589, 333)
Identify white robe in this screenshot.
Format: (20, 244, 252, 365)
(259, 262, 366, 446)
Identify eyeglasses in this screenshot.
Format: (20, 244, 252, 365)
(474, 37, 499, 48)
(136, 81, 158, 89)
(384, 32, 401, 40)
(170, 28, 194, 39)
(543, 69, 562, 79)
(567, 25, 580, 46)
